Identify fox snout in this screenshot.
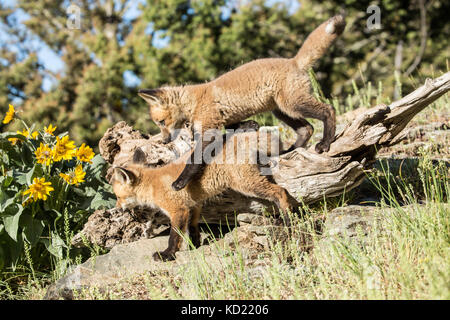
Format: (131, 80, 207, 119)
(116, 197, 138, 210)
(160, 127, 172, 143)
(159, 126, 172, 143)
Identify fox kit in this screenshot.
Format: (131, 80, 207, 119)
(111, 130, 296, 261)
(138, 15, 346, 191)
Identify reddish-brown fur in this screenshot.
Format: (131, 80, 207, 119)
(112, 131, 295, 261)
(138, 15, 346, 191)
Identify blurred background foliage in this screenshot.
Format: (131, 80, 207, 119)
(1, 0, 449, 147)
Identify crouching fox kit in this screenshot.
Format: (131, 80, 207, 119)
(138, 15, 346, 191)
(112, 130, 296, 261)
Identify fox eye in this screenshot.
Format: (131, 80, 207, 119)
(156, 120, 165, 126)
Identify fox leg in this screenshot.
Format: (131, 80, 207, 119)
(153, 208, 190, 261)
(172, 116, 261, 192)
(189, 205, 202, 248)
(172, 109, 225, 191)
(272, 109, 313, 153)
(307, 99, 336, 154)
(231, 175, 295, 224)
(171, 130, 210, 191)
(278, 95, 336, 154)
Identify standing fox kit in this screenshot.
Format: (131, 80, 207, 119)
(112, 131, 295, 261)
(139, 15, 346, 191)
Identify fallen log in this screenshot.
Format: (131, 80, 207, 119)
(72, 72, 450, 248)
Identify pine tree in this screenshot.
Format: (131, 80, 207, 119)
(1, 0, 449, 146)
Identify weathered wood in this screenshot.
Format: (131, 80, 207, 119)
(74, 72, 450, 248)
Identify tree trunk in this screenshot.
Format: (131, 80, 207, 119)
(73, 72, 450, 248)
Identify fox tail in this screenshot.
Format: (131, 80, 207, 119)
(294, 15, 346, 69)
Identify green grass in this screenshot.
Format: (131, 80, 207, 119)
(2, 69, 449, 300)
(0, 211, 107, 299)
(66, 151, 449, 300)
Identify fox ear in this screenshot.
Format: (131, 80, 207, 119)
(113, 167, 138, 185)
(133, 148, 147, 164)
(138, 89, 162, 104)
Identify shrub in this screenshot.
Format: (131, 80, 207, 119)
(0, 105, 115, 275)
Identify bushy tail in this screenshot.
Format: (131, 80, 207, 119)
(294, 15, 346, 69)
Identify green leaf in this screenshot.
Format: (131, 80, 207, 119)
(43, 232, 67, 259)
(3, 204, 24, 241)
(82, 186, 97, 197)
(21, 143, 34, 167)
(89, 154, 106, 168)
(56, 132, 69, 139)
(28, 123, 36, 135)
(0, 132, 26, 140)
(1, 175, 13, 189)
(14, 169, 27, 185)
(0, 245, 4, 271)
(87, 191, 116, 211)
(0, 196, 16, 213)
(0, 176, 14, 190)
(1, 149, 9, 166)
(26, 165, 36, 185)
(21, 214, 45, 246)
(23, 164, 44, 186)
(2, 231, 24, 270)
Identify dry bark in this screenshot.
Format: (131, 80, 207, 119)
(73, 72, 450, 248)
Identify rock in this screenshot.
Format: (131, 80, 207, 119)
(99, 121, 194, 182)
(323, 205, 380, 238)
(45, 236, 174, 300)
(51, 207, 398, 299)
(237, 213, 273, 226)
(225, 213, 312, 253)
(51, 207, 391, 299)
(45, 212, 296, 299)
(323, 203, 450, 241)
(71, 207, 170, 249)
(98, 121, 149, 165)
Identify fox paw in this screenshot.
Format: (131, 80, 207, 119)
(315, 141, 330, 154)
(153, 251, 176, 262)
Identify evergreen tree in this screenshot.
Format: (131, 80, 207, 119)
(1, 0, 448, 146)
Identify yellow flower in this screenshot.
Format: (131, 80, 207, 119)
(23, 177, 54, 202)
(3, 104, 15, 124)
(59, 164, 86, 186)
(8, 128, 36, 145)
(17, 129, 38, 139)
(53, 135, 76, 162)
(17, 129, 28, 137)
(35, 143, 53, 166)
(8, 137, 19, 145)
(44, 124, 57, 135)
(76, 143, 95, 163)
